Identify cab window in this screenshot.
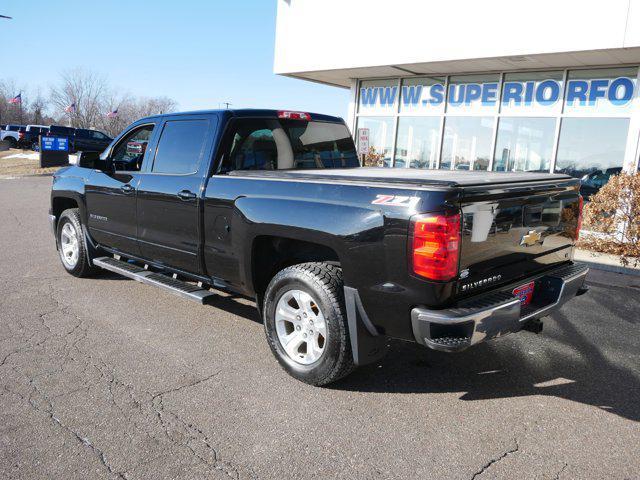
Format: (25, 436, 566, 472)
(111, 124, 155, 171)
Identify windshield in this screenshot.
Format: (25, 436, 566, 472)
(220, 118, 359, 172)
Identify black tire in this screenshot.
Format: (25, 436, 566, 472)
(4, 137, 17, 148)
(56, 208, 98, 277)
(263, 262, 355, 386)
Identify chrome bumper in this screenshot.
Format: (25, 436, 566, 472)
(411, 263, 589, 352)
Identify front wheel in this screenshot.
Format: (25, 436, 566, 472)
(56, 208, 98, 277)
(263, 262, 355, 386)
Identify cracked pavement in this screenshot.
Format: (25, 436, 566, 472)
(1, 176, 639, 479)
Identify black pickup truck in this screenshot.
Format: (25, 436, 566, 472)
(49, 109, 588, 385)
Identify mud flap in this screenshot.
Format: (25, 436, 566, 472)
(344, 286, 389, 366)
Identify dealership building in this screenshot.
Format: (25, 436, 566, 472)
(275, 0, 640, 188)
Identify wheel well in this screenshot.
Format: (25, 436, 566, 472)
(252, 236, 340, 307)
(52, 197, 79, 226)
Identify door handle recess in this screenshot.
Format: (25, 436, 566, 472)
(120, 184, 134, 193)
(177, 190, 197, 200)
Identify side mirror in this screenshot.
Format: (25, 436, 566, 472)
(77, 151, 102, 169)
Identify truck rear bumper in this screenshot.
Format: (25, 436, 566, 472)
(410, 263, 589, 352)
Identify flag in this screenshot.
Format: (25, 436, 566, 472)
(8, 93, 21, 104)
(64, 103, 76, 113)
(106, 109, 118, 118)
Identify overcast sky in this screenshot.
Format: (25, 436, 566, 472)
(0, 0, 349, 118)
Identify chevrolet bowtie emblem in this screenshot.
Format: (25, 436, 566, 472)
(520, 230, 543, 247)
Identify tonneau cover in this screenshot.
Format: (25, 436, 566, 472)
(228, 167, 574, 188)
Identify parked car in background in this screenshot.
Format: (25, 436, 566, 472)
(1, 124, 26, 147)
(17, 125, 49, 150)
(580, 167, 622, 200)
(46, 125, 113, 153)
(74, 128, 112, 153)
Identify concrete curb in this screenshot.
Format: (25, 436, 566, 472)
(574, 249, 640, 277)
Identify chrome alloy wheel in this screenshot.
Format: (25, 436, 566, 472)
(60, 222, 80, 268)
(275, 289, 327, 365)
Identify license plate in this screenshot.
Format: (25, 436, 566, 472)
(513, 281, 535, 305)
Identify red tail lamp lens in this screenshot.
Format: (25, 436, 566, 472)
(411, 212, 461, 281)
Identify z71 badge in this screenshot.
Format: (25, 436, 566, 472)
(371, 194, 420, 208)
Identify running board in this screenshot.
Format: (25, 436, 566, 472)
(93, 256, 217, 305)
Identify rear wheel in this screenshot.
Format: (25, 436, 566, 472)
(263, 262, 355, 386)
(56, 208, 98, 277)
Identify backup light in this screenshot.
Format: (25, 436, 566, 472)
(278, 110, 311, 121)
(411, 212, 461, 281)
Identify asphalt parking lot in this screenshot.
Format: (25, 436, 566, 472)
(1, 175, 639, 480)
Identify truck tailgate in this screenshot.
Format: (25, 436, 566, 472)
(456, 178, 581, 298)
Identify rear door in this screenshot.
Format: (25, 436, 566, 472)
(456, 178, 581, 298)
(84, 121, 159, 255)
(136, 114, 217, 274)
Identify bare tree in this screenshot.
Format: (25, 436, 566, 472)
(50, 68, 108, 128)
(0, 78, 26, 125)
(28, 88, 48, 125)
(2, 68, 178, 136)
(98, 95, 178, 137)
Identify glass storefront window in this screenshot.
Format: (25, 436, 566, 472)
(394, 117, 441, 168)
(563, 67, 637, 115)
(440, 116, 494, 171)
(501, 71, 564, 115)
(400, 76, 446, 115)
(358, 79, 398, 115)
(356, 116, 394, 167)
(493, 117, 556, 172)
(447, 74, 500, 114)
(555, 117, 629, 178)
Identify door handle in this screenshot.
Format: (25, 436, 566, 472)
(177, 190, 197, 200)
(120, 184, 134, 193)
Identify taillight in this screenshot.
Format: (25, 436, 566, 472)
(411, 212, 461, 281)
(278, 110, 311, 121)
(576, 195, 584, 240)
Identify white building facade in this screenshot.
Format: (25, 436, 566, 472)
(275, 0, 640, 187)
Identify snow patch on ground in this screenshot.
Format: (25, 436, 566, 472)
(2, 152, 78, 164)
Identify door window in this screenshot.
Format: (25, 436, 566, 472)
(111, 124, 155, 172)
(152, 119, 209, 174)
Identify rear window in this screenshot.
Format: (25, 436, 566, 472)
(218, 118, 358, 173)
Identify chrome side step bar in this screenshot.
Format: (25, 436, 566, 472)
(93, 256, 217, 305)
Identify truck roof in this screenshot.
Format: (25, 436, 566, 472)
(137, 109, 345, 124)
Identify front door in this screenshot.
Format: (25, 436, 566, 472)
(136, 115, 216, 274)
(84, 122, 158, 255)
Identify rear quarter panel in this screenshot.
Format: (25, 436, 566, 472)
(203, 175, 458, 340)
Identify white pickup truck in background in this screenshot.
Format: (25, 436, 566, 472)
(0, 124, 24, 148)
